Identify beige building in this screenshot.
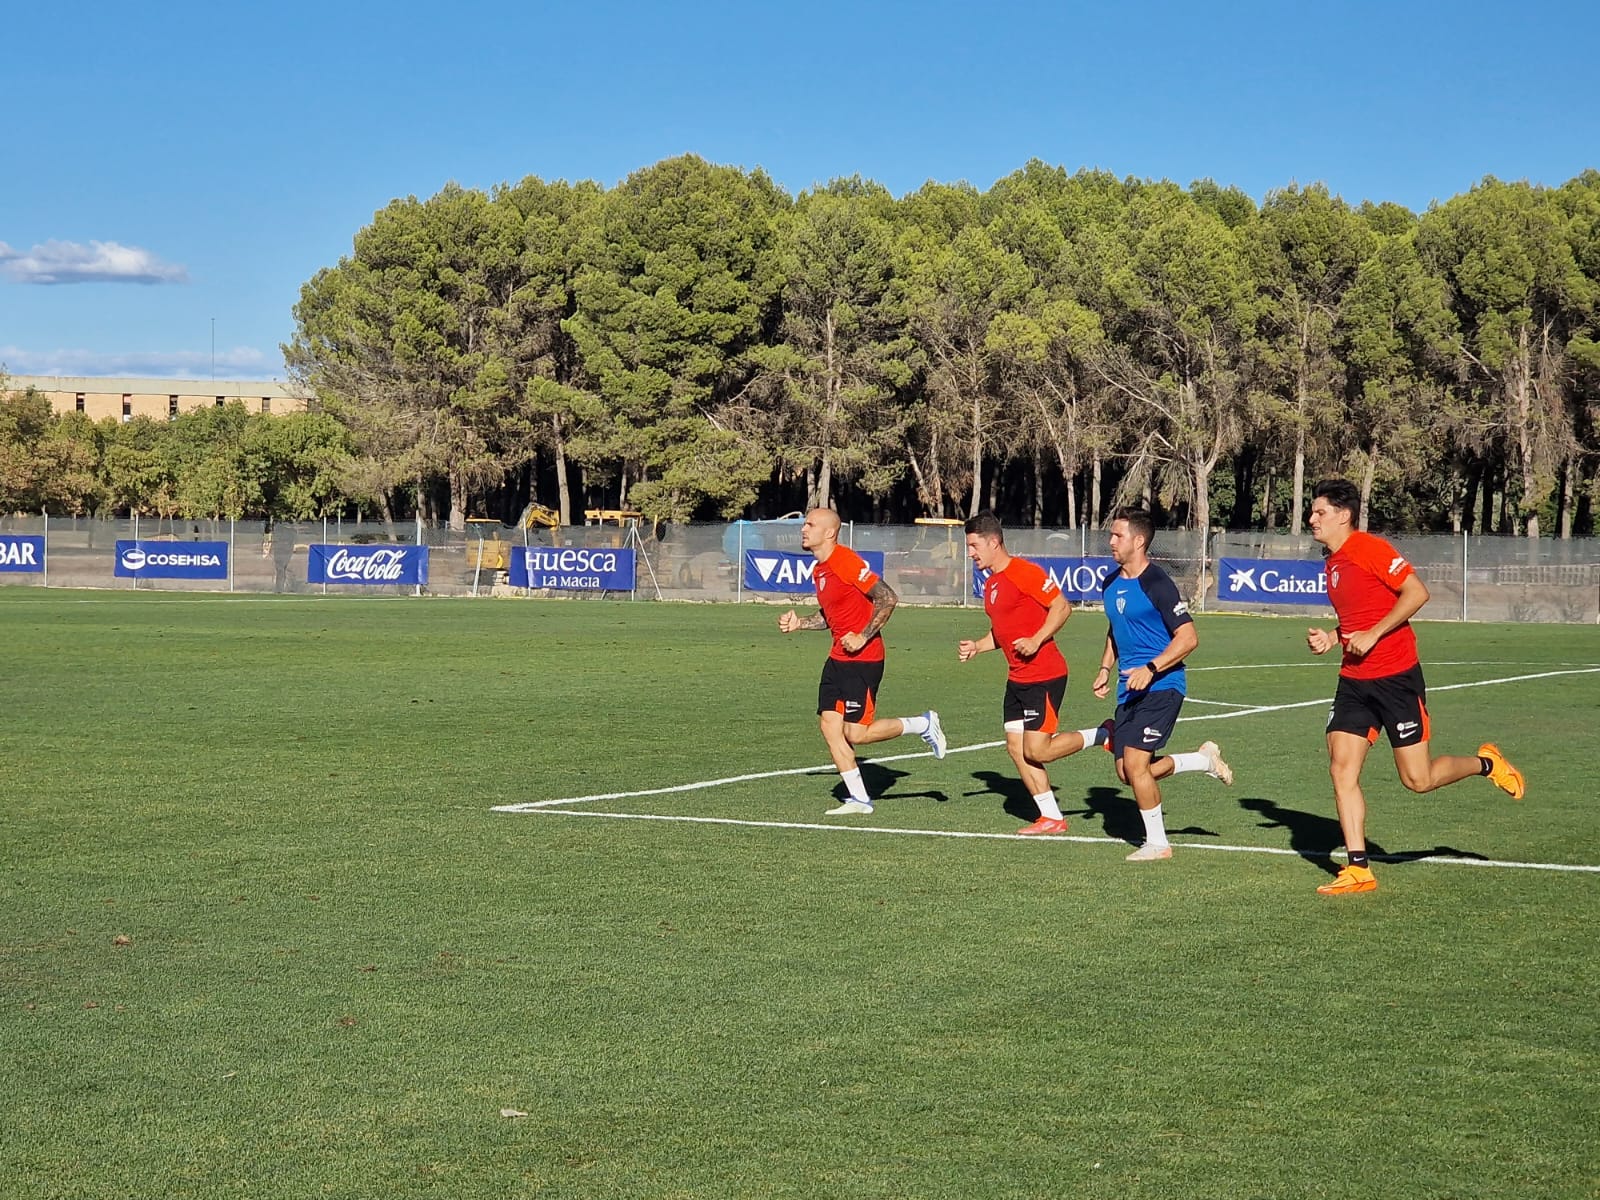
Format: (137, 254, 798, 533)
(8, 375, 311, 422)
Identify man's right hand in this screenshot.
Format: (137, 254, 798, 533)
(1307, 627, 1337, 655)
(778, 609, 800, 634)
(957, 639, 980, 662)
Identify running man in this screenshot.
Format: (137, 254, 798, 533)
(1306, 479, 1524, 896)
(1092, 508, 1233, 862)
(778, 507, 946, 816)
(957, 510, 1110, 835)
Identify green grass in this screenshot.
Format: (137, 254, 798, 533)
(2, 591, 1597, 1199)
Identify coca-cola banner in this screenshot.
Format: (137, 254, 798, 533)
(509, 546, 635, 591)
(308, 544, 429, 586)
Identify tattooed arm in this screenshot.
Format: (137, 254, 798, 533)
(839, 579, 898, 653)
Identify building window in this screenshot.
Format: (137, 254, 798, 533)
(122, 396, 131, 418)
(261, 396, 271, 414)
(169, 395, 179, 420)
(75, 393, 85, 412)
(215, 396, 225, 407)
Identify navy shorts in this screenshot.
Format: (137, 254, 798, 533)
(1112, 688, 1185, 759)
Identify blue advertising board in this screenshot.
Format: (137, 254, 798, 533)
(114, 540, 229, 580)
(1216, 557, 1328, 605)
(0, 535, 45, 573)
(742, 549, 886, 594)
(308, 544, 429, 586)
(971, 556, 1118, 602)
(509, 546, 636, 591)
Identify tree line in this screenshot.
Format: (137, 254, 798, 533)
(7, 157, 1599, 537)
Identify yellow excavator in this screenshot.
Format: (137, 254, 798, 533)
(466, 502, 561, 572)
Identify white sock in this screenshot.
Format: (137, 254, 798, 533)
(1076, 726, 1109, 747)
(1033, 791, 1063, 820)
(899, 714, 930, 736)
(840, 768, 872, 805)
(1168, 752, 1209, 774)
(1140, 804, 1169, 846)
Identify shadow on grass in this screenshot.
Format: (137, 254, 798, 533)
(842, 763, 951, 805)
(962, 772, 1219, 844)
(1237, 796, 1489, 874)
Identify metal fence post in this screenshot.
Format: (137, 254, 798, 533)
(1461, 531, 1468, 622)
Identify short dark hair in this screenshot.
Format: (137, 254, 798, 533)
(1111, 506, 1156, 553)
(963, 510, 1004, 541)
(1312, 479, 1362, 525)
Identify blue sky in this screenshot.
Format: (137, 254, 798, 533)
(3, 0, 1596, 380)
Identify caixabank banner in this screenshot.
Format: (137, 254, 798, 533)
(1216, 557, 1328, 604)
(114, 540, 228, 580)
(510, 546, 636, 591)
(308, 544, 429, 586)
(0, 535, 45, 573)
(742, 549, 886, 593)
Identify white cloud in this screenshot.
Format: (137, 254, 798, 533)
(0, 345, 279, 379)
(0, 239, 189, 285)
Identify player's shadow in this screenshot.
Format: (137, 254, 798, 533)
(967, 773, 1217, 844)
(967, 770, 1040, 823)
(1237, 797, 1489, 875)
(851, 763, 950, 805)
(1064, 785, 1220, 845)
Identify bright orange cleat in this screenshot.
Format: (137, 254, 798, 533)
(1478, 743, 1525, 800)
(1017, 816, 1069, 836)
(1317, 864, 1378, 895)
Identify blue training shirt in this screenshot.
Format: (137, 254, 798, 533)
(1102, 563, 1194, 703)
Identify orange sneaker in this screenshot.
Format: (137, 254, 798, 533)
(1478, 743, 1525, 800)
(1017, 816, 1069, 836)
(1317, 864, 1378, 895)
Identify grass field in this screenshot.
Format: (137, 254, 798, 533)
(2, 590, 1597, 1199)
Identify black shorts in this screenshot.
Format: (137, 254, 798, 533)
(1327, 664, 1430, 748)
(818, 658, 884, 726)
(1003, 675, 1067, 734)
(1111, 688, 1185, 760)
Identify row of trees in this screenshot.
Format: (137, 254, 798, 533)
(7, 158, 1598, 536)
(0, 389, 348, 523)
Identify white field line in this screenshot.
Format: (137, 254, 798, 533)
(497, 666, 1600, 810)
(498, 808, 1600, 874)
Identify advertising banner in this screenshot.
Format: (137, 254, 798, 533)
(308, 544, 429, 586)
(0, 535, 45, 573)
(1216, 557, 1328, 605)
(509, 546, 636, 591)
(742, 549, 887, 594)
(114, 540, 229, 580)
(972, 556, 1118, 602)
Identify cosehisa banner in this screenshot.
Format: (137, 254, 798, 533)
(308, 544, 429, 586)
(114, 540, 228, 580)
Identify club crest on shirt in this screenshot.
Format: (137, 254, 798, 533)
(1116, 595, 1126, 613)
(818, 575, 828, 591)
(1330, 566, 1341, 589)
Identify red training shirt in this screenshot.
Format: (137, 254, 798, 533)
(982, 557, 1069, 683)
(814, 544, 885, 663)
(1324, 530, 1420, 680)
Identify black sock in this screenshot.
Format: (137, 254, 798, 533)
(1349, 851, 1370, 869)
(1479, 756, 1494, 776)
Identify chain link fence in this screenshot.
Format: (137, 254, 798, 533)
(2, 515, 1596, 623)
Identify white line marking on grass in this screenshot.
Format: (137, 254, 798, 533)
(498, 808, 1600, 874)
(503, 666, 1600, 810)
(1180, 698, 1260, 709)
